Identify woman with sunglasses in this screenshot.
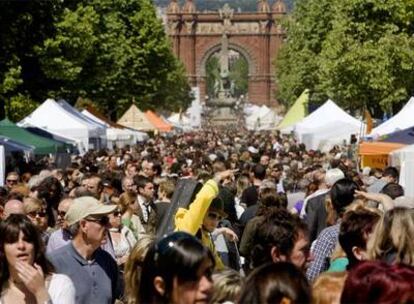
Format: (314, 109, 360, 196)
(0, 214, 75, 303)
(108, 208, 137, 267)
(23, 198, 50, 245)
(138, 231, 215, 304)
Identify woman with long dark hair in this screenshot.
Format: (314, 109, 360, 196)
(137, 231, 215, 304)
(0, 214, 75, 303)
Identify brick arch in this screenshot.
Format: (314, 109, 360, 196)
(197, 42, 257, 78)
(167, 8, 286, 105)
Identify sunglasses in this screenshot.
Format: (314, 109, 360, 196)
(6, 179, 18, 184)
(207, 212, 223, 221)
(85, 215, 110, 226)
(113, 211, 121, 217)
(57, 211, 66, 218)
(28, 210, 47, 218)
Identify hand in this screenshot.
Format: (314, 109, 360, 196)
(220, 227, 239, 242)
(15, 262, 49, 301)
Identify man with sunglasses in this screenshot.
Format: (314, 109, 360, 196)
(48, 196, 121, 304)
(5, 172, 19, 190)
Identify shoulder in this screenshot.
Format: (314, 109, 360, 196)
(48, 244, 71, 261)
(96, 248, 117, 267)
(319, 224, 340, 240)
(50, 273, 74, 287)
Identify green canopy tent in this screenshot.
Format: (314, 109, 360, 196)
(0, 118, 65, 155)
(277, 89, 309, 130)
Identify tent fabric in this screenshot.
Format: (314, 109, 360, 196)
(82, 109, 148, 147)
(84, 106, 125, 129)
(359, 142, 405, 169)
(290, 99, 365, 150)
(245, 105, 282, 130)
(301, 121, 361, 151)
(371, 97, 414, 136)
(19, 99, 93, 153)
(145, 111, 172, 132)
(390, 144, 414, 167)
(0, 118, 64, 154)
(57, 100, 107, 142)
(118, 105, 156, 131)
(0, 136, 34, 154)
(390, 145, 414, 197)
(379, 126, 414, 144)
(277, 89, 309, 130)
(167, 113, 193, 131)
(358, 142, 405, 155)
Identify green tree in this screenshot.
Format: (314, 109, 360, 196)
(206, 55, 220, 97)
(276, 0, 414, 114)
(0, 0, 63, 120)
(37, 0, 191, 118)
(230, 55, 248, 97)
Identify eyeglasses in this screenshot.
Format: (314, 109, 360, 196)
(57, 211, 66, 218)
(113, 211, 121, 217)
(28, 210, 47, 218)
(6, 179, 18, 184)
(207, 212, 222, 221)
(85, 215, 110, 226)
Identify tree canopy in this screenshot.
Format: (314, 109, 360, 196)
(0, 0, 191, 121)
(276, 0, 414, 115)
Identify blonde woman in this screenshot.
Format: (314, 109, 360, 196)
(210, 269, 243, 304)
(118, 192, 145, 238)
(367, 207, 414, 265)
(23, 197, 50, 245)
(123, 235, 156, 304)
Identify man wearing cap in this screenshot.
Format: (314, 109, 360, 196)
(48, 196, 121, 303)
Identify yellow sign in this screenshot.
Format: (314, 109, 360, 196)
(361, 154, 389, 169)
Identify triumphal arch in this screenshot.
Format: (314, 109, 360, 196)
(166, 0, 286, 106)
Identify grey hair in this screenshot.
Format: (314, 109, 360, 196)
(67, 222, 81, 236)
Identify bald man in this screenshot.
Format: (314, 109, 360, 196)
(2, 199, 24, 219)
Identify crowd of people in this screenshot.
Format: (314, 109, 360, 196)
(1, 129, 414, 303)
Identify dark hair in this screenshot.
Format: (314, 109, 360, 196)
(250, 209, 302, 268)
(330, 178, 359, 216)
(138, 231, 215, 304)
(257, 188, 287, 216)
(238, 262, 310, 304)
(253, 164, 266, 180)
(0, 214, 54, 292)
(383, 166, 399, 180)
(133, 175, 151, 191)
(341, 261, 414, 304)
(339, 209, 380, 268)
(381, 182, 404, 199)
(37, 176, 63, 227)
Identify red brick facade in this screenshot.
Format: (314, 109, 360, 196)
(166, 0, 286, 106)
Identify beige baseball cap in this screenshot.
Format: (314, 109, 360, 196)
(65, 196, 117, 226)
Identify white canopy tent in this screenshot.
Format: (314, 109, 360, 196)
(301, 121, 363, 151)
(289, 99, 364, 150)
(167, 113, 193, 131)
(371, 97, 414, 136)
(82, 109, 148, 147)
(58, 100, 106, 149)
(390, 144, 414, 198)
(20, 99, 97, 153)
(245, 105, 282, 130)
